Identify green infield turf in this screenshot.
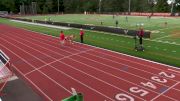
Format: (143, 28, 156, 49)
(21, 14, 180, 44)
(0, 17, 179, 67)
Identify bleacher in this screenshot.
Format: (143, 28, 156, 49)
(0, 11, 8, 17)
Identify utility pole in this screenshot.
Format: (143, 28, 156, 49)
(128, 0, 131, 15)
(170, 0, 175, 16)
(99, 0, 102, 13)
(58, 0, 59, 14)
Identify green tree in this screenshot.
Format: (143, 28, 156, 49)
(83, 0, 98, 12)
(155, 0, 170, 12)
(175, 0, 180, 12)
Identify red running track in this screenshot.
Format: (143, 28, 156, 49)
(0, 24, 180, 101)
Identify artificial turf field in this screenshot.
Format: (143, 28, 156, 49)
(0, 14, 180, 67)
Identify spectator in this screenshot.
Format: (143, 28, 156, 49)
(138, 28, 144, 46)
(80, 29, 85, 43)
(115, 20, 119, 27)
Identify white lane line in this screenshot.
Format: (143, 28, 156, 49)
(4, 27, 180, 100)
(24, 48, 94, 76)
(7, 27, 180, 79)
(168, 69, 180, 74)
(150, 82, 179, 101)
(0, 39, 72, 93)
(0, 40, 115, 101)
(0, 37, 115, 101)
(84, 51, 180, 85)
(6, 30, 180, 93)
(3, 30, 145, 101)
(15, 26, 180, 70)
(68, 55, 179, 99)
(0, 46, 53, 101)
(15, 27, 180, 79)
(13, 28, 177, 100)
(5, 27, 179, 83)
(57, 60, 145, 100)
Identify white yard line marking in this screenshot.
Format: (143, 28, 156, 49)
(163, 49, 167, 51)
(153, 33, 179, 40)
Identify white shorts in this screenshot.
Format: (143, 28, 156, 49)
(60, 40, 65, 45)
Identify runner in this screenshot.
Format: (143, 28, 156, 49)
(59, 31, 65, 46)
(65, 34, 76, 45)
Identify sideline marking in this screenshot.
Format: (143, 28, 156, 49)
(10, 20, 71, 30)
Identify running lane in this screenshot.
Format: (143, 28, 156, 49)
(0, 24, 179, 101)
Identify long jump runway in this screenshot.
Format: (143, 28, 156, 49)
(0, 24, 179, 101)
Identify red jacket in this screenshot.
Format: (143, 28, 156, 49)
(60, 33, 65, 40)
(138, 29, 144, 37)
(80, 30, 84, 36)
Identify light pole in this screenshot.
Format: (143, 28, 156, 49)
(128, 0, 131, 15)
(99, 0, 102, 13)
(58, 0, 59, 14)
(170, 0, 175, 16)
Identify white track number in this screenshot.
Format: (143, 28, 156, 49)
(140, 82, 157, 89)
(115, 93, 134, 101)
(129, 87, 149, 97)
(159, 72, 175, 78)
(151, 76, 167, 83)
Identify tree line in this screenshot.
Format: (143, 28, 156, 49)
(0, 0, 180, 14)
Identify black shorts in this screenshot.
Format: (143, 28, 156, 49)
(139, 37, 142, 44)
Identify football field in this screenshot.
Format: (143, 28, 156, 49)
(22, 14, 180, 43)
